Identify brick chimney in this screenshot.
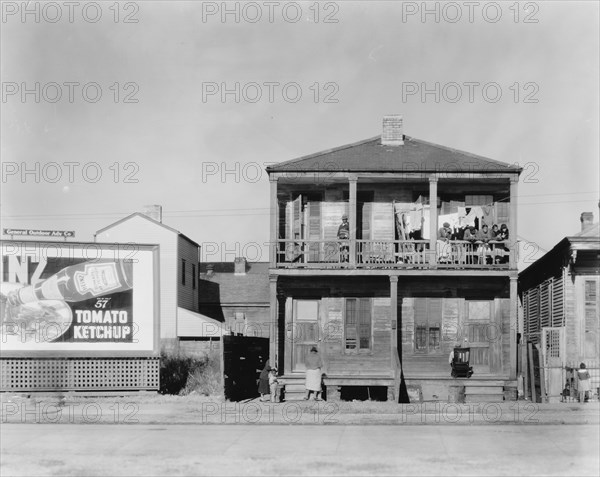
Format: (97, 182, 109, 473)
(580, 212, 594, 232)
(381, 115, 404, 146)
(234, 257, 247, 275)
(143, 204, 162, 223)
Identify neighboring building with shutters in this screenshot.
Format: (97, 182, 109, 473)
(266, 115, 522, 402)
(519, 212, 600, 400)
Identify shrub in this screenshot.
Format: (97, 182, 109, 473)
(160, 349, 222, 396)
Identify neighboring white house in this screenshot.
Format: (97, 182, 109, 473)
(95, 209, 223, 345)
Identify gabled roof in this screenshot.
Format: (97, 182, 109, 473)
(519, 222, 600, 289)
(266, 136, 521, 174)
(199, 262, 270, 305)
(95, 212, 200, 248)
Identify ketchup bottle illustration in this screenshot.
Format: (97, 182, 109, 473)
(6, 260, 133, 306)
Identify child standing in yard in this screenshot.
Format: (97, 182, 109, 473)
(269, 367, 279, 403)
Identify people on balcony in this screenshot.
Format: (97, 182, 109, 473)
(337, 214, 350, 263)
(464, 226, 478, 243)
(437, 222, 453, 263)
(438, 222, 452, 241)
(491, 224, 500, 239)
(495, 224, 510, 264)
(497, 223, 509, 241)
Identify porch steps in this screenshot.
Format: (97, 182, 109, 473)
(278, 376, 308, 401)
(463, 381, 505, 403)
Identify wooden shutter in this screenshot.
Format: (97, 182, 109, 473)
(345, 299, 357, 350)
(540, 281, 551, 329)
(414, 299, 428, 351)
(552, 276, 564, 327)
(307, 201, 321, 262)
(358, 298, 372, 350)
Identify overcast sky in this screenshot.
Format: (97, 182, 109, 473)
(1, 0, 598, 264)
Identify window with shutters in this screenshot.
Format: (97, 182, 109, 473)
(414, 298, 442, 354)
(584, 280, 599, 358)
(345, 298, 372, 352)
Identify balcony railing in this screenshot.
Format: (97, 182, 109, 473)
(274, 239, 510, 269)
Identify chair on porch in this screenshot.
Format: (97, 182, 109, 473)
(451, 347, 474, 378)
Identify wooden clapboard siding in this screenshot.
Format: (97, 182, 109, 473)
(362, 202, 372, 240)
(322, 202, 348, 241)
(491, 298, 507, 374)
(95, 214, 179, 339)
(177, 235, 200, 313)
(565, 276, 577, 363)
(443, 298, 459, 355)
(315, 295, 392, 376)
(372, 202, 394, 240)
(494, 201, 510, 226)
(401, 297, 415, 354)
(402, 297, 507, 378)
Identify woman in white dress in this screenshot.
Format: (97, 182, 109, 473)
(577, 362, 591, 404)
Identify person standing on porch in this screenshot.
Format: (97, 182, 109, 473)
(258, 360, 272, 402)
(337, 214, 350, 263)
(304, 347, 324, 401)
(577, 362, 591, 403)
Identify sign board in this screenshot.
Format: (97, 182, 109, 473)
(0, 240, 159, 357)
(3, 229, 75, 238)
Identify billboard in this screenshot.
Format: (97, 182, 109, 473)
(0, 240, 159, 357)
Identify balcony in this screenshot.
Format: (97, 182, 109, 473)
(274, 239, 511, 270)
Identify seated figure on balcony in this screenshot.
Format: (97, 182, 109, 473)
(464, 226, 478, 243)
(437, 222, 453, 263)
(491, 224, 500, 239)
(497, 223, 509, 241)
(337, 214, 350, 263)
(477, 224, 494, 264)
(438, 222, 452, 241)
(495, 224, 510, 264)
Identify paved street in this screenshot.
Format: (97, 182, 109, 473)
(1, 424, 599, 476)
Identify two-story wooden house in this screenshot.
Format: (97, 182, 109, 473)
(266, 116, 522, 402)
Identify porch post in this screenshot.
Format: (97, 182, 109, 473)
(349, 176, 357, 267)
(509, 176, 518, 269)
(429, 176, 438, 265)
(269, 176, 278, 267)
(390, 275, 398, 352)
(510, 276, 518, 380)
(269, 276, 278, 367)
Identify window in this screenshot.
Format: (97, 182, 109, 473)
(584, 280, 599, 358)
(345, 298, 372, 351)
(181, 259, 186, 286)
(414, 298, 442, 354)
(192, 264, 196, 289)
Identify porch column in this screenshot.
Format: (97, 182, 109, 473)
(269, 177, 278, 267)
(510, 276, 518, 380)
(269, 276, 278, 366)
(429, 176, 438, 265)
(390, 275, 398, 353)
(349, 176, 357, 267)
(509, 176, 518, 269)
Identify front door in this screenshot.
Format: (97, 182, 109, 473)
(289, 299, 320, 373)
(465, 301, 495, 374)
